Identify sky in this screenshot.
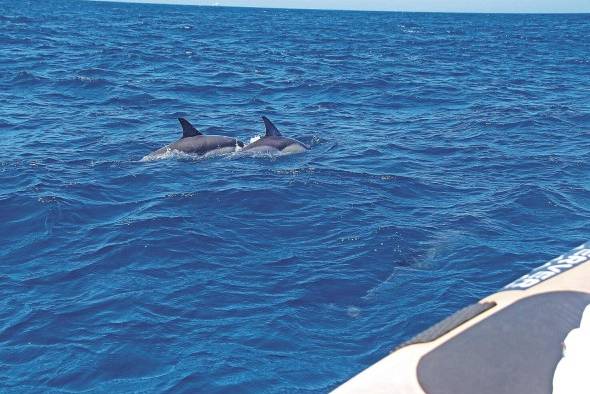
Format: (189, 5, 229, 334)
(93, 0, 590, 13)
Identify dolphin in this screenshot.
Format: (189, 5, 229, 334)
(243, 116, 309, 155)
(145, 118, 244, 159)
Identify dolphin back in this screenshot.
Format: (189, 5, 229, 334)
(242, 116, 309, 154)
(172, 135, 242, 155)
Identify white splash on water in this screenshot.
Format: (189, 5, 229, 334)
(248, 135, 261, 144)
(140, 148, 201, 162)
(140, 145, 244, 162)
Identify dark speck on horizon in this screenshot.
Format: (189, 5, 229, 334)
(0, 0, 589, 392)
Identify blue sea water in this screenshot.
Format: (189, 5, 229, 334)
(1, 0, 590, 391)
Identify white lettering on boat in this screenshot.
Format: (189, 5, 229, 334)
(504, 244, 590, 290)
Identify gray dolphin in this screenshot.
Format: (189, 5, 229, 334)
(243, 116, 309, 155)
(145, 118, 244, 159)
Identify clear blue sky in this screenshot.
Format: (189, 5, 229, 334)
(94, 0, 590, 13)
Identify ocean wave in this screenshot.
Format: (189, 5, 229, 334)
(58, 75, 110, 88)
(10, 70, 46, 85)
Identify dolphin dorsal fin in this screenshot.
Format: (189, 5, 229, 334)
(179, 118, 202, 138)
(262, 116, 282, 137)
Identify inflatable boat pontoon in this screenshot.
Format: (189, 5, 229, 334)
(333, 242, 590, 394)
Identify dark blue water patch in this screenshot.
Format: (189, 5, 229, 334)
(1, 0, 590, 392)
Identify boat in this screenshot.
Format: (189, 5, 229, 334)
(333, 242, 590, 393)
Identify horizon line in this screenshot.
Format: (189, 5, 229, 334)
(86, 0, 590, 14)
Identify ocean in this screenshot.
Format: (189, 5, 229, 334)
(1, 0, 589, 391)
